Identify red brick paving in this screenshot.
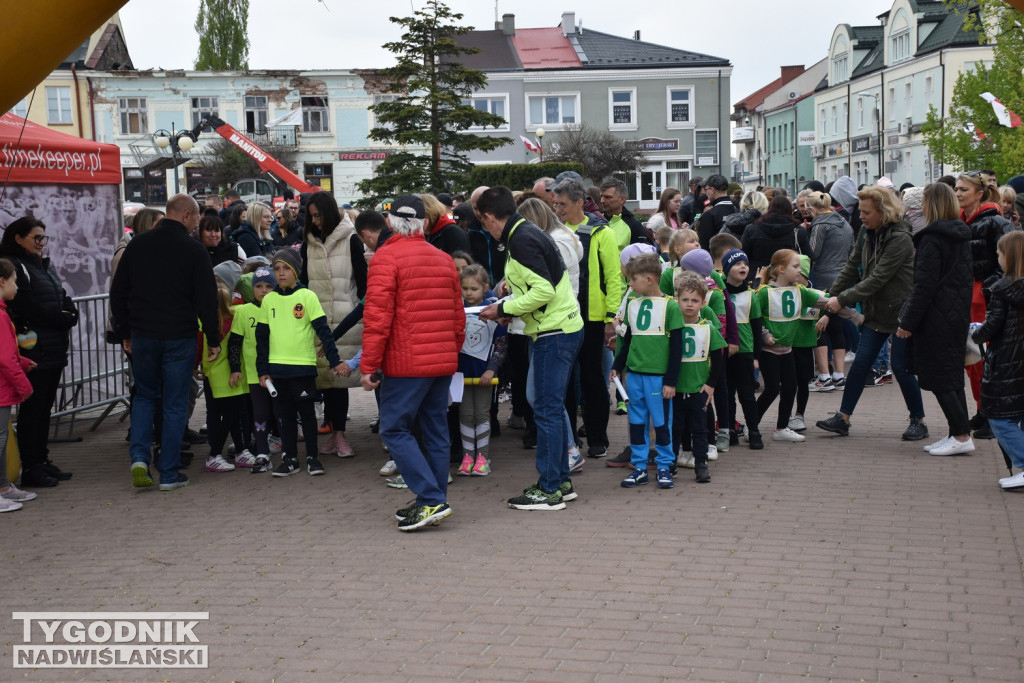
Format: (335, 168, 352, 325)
(2, 381, 1023, 681)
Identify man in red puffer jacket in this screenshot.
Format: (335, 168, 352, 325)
(360, 194, 465, 532)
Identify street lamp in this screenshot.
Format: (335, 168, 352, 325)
(153, 124, 196, 195)
(536, 127, 545, 163)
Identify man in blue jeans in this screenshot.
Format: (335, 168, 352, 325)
(111, 194, 220, 491)
(477, 187, 584, 510)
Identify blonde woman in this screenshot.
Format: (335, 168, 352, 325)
(233, 202, 274, 257)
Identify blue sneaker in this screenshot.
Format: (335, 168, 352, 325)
(657, 469, 673, 489)
(621, 468, 648, 488)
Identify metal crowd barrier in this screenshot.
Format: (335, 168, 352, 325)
(48, 294, 131, 439)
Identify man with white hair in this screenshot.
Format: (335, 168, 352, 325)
(360, 194, 465, 531)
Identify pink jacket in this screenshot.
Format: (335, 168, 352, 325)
(0, 300, 34, 407)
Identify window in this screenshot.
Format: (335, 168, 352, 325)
(46, 86, 73, 124)
(373, 94, 399, 131)
(118, 97, 148, 135)
(10, 97, 29, 118)
(191, 96, 219, 131)
(841, 101, 848, 133)
(924, 76, 934, 101)
(857, 98, 865, 129)
(667, 87, 693, 126)
(526, 93, 579, 129)
(832, 54, 849, 84)
(301, 96, 329, 133)
(463, 95, 509, 131)
(244, 96, 268, 134)
(888, 88, 896, 121)
(890, 30, 912, 63)
(819, 107, 826, 137)
(608, 88, 637, 129)
(694, 129, 719, 166)
(904, 83, 912, 117)
(831, 105, 838, 135)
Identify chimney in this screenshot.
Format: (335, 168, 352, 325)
(633, 30, 641, 41)
(501, 13, 515, 36)
(780, 65, 805, 83)
(561, 12, 575, 36)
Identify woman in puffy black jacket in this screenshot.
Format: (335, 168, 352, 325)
(956, 171, 1013, 437)
(720, 190, 767, 241)
(897, 183, 974, 455)
(231, 202, 275, 259)
(0, 217, 79, 487)
(740, 195, 812, 274)
(971, 231, 1024, 487)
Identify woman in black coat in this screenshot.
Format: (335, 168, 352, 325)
(0, 217, 79, 487)
(896, 183, 974, 456)
(740, 195, 812, 274)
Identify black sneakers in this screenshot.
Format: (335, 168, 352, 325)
(901, 418, 929, 441)
(748, 431, 764, 450)
(816, 412, 851, 436)
(272, 458, 300, 477)
(695, 464, 711, 483)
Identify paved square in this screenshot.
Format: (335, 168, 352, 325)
(3, 382, 1023, 680)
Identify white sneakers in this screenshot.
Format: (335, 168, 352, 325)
(788, 415, 807, 431)
(677, 451, 695, 468)
(707, 444, 719, 461)
(234, 450, 257, 467)
(928, 437, 975, 456)
(999, 472, 1024, 490)
(379, 460, 398, 476)
(923, 436, 951, 452)
(773, 427, 806, 442)
(205, 455, 236, 472)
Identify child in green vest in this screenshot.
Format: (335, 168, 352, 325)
(256, 249, 344, 477)
(672, 271, 727, 483)
(722, 249, 764, 450)
(611, 253, 683, 489)
(228, 266, 277, 473)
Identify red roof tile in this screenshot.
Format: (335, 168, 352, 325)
(511, 28, 581, 68)
(734, 66, 806, 112)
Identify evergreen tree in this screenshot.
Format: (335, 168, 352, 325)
(357, 0, 511, 203)
(923, 0, 1024, 179)
(194, 0, 250, 70)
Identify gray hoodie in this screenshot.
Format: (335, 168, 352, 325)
(830, 176, 858, 214)
(807, 211, 853, 291)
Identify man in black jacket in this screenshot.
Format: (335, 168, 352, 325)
(111, 194, 221, 492)
(678, 177, 705, 227)
(695, 174, 738, 250)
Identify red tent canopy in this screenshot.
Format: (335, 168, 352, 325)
(0, 113, 121, 185)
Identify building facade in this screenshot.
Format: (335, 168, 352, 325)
(460, 12, 732, 211)
(762, 60, 828, 196)
(811, 0, 993, 186)
(87, 69, 397, 205)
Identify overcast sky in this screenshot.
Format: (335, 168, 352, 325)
(119, 0, 895, 108)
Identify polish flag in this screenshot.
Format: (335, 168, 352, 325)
(980, 92, 1022, 128)
(963, 123, 987, 142)
(520, 135, 541, 153)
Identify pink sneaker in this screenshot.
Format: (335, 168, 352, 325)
(457, 453, 474, 476)
(471, 454, 491, 476)
(335, 431, 355, 458)
(318, 435, 339, 456)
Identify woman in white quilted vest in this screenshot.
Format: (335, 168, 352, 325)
(300, 192, 368, 457)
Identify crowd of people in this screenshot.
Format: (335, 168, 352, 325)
(1, 169, 1022, 526)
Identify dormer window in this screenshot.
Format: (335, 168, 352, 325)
(891, 29, 912, 63)
(832, 54, 849, 84)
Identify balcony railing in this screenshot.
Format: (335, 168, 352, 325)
(243, 127, 297, 147)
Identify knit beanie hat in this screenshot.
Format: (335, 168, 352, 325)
(721, 249, 749, 278)
(680, 248, 713, 277)
(1006, 175, 1024, 195)
(273, 248, 302, 281)
(798, 254, 811, 280)
(619, 242, 658, 267)
(213, 260, 242, 293)
(902, 186, 924, 212)
(252, 266, 276, 289)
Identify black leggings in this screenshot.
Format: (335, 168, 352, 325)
(322, 388, 349, 432)
(249, 384, 275, 455)
(204, 382, 245, 457)
(273, 378, 318, 463)
(726, 353, 760, 434)
(757, 351, 797, 430)
(793, 346, 814, 415)
(933, 387, 970, 436)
